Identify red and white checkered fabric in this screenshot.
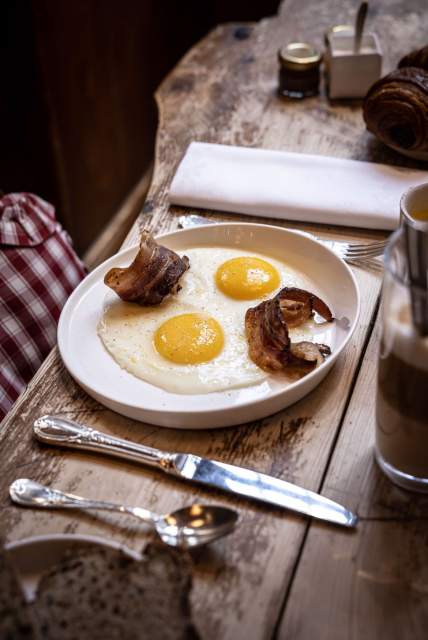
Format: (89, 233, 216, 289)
(0, 193, 86, 421)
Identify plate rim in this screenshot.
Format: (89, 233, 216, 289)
(5, 532, 140, 559)
(58, 222, 361, 421)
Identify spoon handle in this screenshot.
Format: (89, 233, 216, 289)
(354, 1, 368, 53)
(34, 415, 176, 471)
(10, 478, 156, 524)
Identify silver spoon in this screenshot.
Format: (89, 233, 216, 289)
(10, 479, 238, 549)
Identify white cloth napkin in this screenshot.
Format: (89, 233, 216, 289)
(169, 142, 428, 230)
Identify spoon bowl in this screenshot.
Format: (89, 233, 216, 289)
(10, 479, 238, 549)
(155, 503, 238, 548)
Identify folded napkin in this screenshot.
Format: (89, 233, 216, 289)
(169, 142, 428, 230)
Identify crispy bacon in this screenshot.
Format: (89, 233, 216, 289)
(287, 341, 331, 375)
(245, 298, 290, 371)
(104, 231, 189, 305)
(245, 287, 333, 376)
(278, 287, 334, 327)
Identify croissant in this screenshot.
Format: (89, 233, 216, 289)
(399, 46, 428, 72)
(363, 67, 428, 152)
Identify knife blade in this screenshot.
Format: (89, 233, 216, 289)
(33, 415, 358, 528)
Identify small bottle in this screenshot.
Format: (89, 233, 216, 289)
(278, 42, 322, 99)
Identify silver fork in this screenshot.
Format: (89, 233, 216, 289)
(177, 215, 387, 263)
(320, 238, 387, 261)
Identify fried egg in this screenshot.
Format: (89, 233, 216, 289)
(216, 256, 280, 300)
(98, 246, 325, 394)
(154, 313, 224, 365)
(98, 299, 268, 394)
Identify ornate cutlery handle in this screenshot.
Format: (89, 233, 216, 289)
(10, 479, 156, 523)
(33, 415, 176, 471)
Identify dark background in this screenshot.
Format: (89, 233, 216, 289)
(2, 1, 279, 254)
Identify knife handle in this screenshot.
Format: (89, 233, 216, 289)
(33, 415, 175, 471)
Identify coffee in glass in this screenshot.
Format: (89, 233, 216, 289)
(375, 185, 428, 492)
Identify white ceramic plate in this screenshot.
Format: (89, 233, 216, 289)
(58, 223, 360, 429)
(5, 533, 140, 602)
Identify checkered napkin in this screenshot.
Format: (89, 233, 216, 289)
(0, 193, 86, 421)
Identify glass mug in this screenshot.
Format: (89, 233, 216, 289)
(375, 186, 428, 492)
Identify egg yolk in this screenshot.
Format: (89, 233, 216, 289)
(154, 313, 224, 364)
(215, 257, 280, 300)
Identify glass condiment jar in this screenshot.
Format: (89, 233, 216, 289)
(278, 42, 322, 99)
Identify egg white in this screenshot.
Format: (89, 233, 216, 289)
(98, 297, 267, 394)
(177, 247, 311, 309)
(98, 246, 333, 394)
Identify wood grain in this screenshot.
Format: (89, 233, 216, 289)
(1, 1, 426, 638)
(278, 318, 428, 640)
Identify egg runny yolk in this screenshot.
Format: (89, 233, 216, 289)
(154, 313, 224, 364)
(215, 257, 280, 300)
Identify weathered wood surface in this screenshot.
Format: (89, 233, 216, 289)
(279, 316, 428, 640)
(1, 1, 427, 639)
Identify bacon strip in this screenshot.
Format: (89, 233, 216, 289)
(104, 231, 189, 305)
(278, 287, 333, 327)
(245, 287, 333, 375)
(245, 298, 290, 371)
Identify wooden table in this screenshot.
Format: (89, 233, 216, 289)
(2, 1, 428, 638)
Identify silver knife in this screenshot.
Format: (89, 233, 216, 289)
(33, 415, 358, 528)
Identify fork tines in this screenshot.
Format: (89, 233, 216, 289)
(343, 240, 387, 258)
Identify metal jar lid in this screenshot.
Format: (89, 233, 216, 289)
(278, 43, 322, 71)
